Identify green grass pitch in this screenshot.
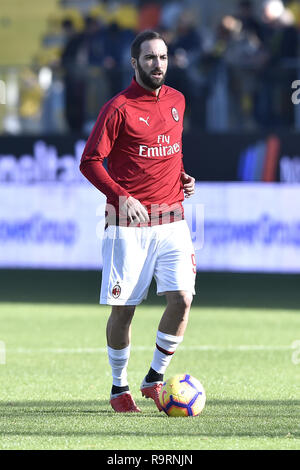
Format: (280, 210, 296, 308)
(0, 270, 299, 450)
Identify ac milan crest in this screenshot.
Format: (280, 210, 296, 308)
(112, 282, 121, 299)
(171, 107, 179, 122)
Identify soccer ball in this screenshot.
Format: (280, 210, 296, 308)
(159, 374, 206, 417)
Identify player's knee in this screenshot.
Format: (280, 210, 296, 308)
(167, 291, 192, 312)
(111, 306, 135, 325)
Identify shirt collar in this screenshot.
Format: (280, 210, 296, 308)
(129, 76, 167, 99)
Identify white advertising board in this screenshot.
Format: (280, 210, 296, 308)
(185, 183, 300, 273)
(0, 182, 299, 272)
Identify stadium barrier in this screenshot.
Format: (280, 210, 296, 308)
(0, 180, 299, 273)
(1, 133, 300, 183)
(0, 135, 299, 272)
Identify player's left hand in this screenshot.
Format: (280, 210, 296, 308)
(181, 172, 195, 198)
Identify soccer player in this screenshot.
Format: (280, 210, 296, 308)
(80, 30, 196, 412)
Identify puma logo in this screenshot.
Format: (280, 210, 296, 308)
(139, 116, 150, 126)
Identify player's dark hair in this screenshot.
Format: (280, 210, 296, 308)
(131, 30, 167, 60)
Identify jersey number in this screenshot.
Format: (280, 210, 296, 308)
(191, 254, 196, 274)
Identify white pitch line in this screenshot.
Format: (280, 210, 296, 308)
(5, 345, 293, 354)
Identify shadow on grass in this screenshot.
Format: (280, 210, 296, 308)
(0, 399, 299, 439)
(1, 269, 300, 310)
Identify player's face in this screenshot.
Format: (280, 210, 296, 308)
(134, 39, 168, 90)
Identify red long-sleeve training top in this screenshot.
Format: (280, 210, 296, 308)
(80, 77, 185, 222)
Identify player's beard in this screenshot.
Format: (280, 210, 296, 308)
(136, 59, 166, 90)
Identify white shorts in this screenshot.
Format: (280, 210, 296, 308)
(100, 220, 196, 305)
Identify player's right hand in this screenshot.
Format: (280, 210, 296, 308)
(120, 196, 150, 224)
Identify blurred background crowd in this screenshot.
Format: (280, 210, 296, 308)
(1, 0, 300, 135)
